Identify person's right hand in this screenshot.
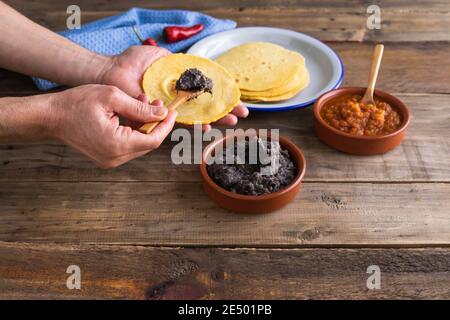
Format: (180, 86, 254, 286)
(49, 84, 177, 168)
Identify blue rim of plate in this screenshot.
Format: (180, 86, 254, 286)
(188, 28, 345, 112)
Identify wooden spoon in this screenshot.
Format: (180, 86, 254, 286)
(361, 44, 384, 105)
(138, 90, 203, 134)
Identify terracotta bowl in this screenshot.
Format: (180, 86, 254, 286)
(200, 133, 306, 214)
(313, 87, 410, 155)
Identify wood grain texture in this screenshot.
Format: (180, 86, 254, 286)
(0, 0, 449, 300)
(6, 0, 450, 11)
(1, 93, 449, 183)
(0, 181, 448, 246)
(1, 242, 449, 299)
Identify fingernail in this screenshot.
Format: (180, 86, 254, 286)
(241, 106, 250, 118)
(152, 106, 167, 116)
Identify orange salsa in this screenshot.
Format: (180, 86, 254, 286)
(320, 94, 402, 136)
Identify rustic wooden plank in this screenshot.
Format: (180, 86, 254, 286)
(0, 181, 448, 246)
(6, 0, 450, 12)
(333, 42, 450, 94)
(2, 42, 450, 95)
(365, 11, 450, 42)
(0, 242, 449, 299)
(16, 9, 450, 43)
(1, 93, 449, 182)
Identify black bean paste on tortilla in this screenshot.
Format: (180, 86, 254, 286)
(175, 68, 213, 95)
(207, 137, 297, 196)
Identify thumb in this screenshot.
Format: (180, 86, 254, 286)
(114, 93, 167, 123)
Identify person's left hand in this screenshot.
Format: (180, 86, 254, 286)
(99, 46, 249, 131)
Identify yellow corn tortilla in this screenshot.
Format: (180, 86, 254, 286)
(215, 42, 305, 92)
(240, 65, 309, 98)
(142, 54, 240, 125)
(241, 68, 310, 102)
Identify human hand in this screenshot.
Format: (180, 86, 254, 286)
(99, 46, 249, 130)
(50, 84, 177, 168)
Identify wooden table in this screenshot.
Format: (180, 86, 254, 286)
(1, 0, 449, 299)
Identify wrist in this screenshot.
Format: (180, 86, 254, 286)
(23, 94, 60, 140)
(94, 54, 116, 86)
(65, 52, 112, 87)
(41, 93, 63, 140)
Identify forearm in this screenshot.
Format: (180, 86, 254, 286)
(0, 94, 57, 142)
(0, 1, 112, 86)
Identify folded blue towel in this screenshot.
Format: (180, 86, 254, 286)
(33, 8, 236, 90)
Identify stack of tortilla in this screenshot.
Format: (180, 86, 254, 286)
(215, 42, 310, 102)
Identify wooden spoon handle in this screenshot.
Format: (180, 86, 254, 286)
(138, 94, 188, 134)
(363, 44, 384, 102)
(138, 119, 160, 135)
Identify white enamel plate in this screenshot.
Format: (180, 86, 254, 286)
(187, 27, 344, 111)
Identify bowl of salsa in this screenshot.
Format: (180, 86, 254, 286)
(313, 87, 410, 155)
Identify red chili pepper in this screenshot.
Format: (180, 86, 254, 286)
(143, 38, 158, 46)
(164, 24, 204, 43)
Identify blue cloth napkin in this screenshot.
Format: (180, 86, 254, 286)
(33, 8, 236, 90)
